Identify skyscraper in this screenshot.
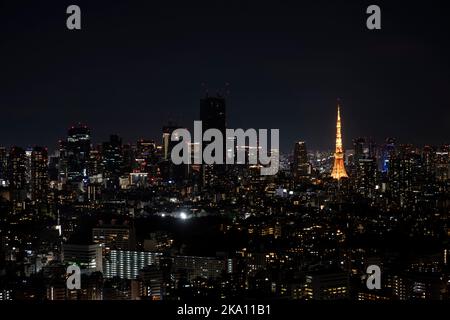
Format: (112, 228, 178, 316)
(331, 104, 348, 180)
(355, 157, 377, 198)
(353, 137, 366, 162)
(87, 148, 103, 177)
(200, 95, 226, 186)
(381, 137, 396, 173)
(121, 143, 135, 175)
(8, 146, 27, 212)
(435, 145, 449, 182)
(24, 148, 33, 194)
(350, 137, 378, 198)
(30, 146, 48, 203)
(61, 124, 91, 183)
(102, 135, 123, 178)
(388, 146, 425, 209)
(200, 96, 226, 135)
(136, 139, 156, 174)
(292, 141, 311, 181)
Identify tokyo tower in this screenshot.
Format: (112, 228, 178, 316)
(331, 103, 348, 180)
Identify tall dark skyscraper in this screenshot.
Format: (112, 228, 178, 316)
(200, 95, 227, 186)
(8, 146, 27, 212)
(200, 96, 226, 134)
(351, 137, 378, 198)
(30, 146, 48, 204)
(102, 135, 124, 190)
(103, 135, 123, 177)
(121, 144, 135, 175)
(292, 141, 310, 181)
(61, 124, 91, 183)
(353, 138, 366, 162)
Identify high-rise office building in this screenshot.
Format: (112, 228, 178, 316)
(63, 124, 91, 183)
(422, 145, 436, 182)
(121, 143, 135, 174)
(349, 137, 379, 198)
(388, 146, 425, 208)
(353, 137, 366, 161)
(25, 148, 33, 187)
(292, 141, 311, 181)
(102, 135, 123, 187)
(136, 139, 156, 174)
(58, 140, 68, 183)
(355, 157, 377, 198)
(8, 146, 27, 211)
(435, 145, 449, 182)
(87, 148, 102, 177)
(47, 154, 59, 182)
(381, 137, 396, 173)
(30, 146, 48, 203)
(200, 95, 227, 186)
(200, 96, 226, 134)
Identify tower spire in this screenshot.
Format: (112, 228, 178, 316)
(331, 102, 348, 180)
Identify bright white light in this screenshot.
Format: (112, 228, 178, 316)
(161, 213, 166, 218)
(180, 212, 187, 220)
(56, 225, 62, 236)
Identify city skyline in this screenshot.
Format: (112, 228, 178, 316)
(0, 100, 448, 155)
(1, 1, 450, 151)
(1, 0, 450, 305)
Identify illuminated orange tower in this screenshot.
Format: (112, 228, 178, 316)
(331, 103, 348, 180)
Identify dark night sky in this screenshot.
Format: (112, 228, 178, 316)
(1, 0, 449, 153)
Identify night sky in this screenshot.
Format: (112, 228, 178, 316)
(1, 0, 449, 152)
